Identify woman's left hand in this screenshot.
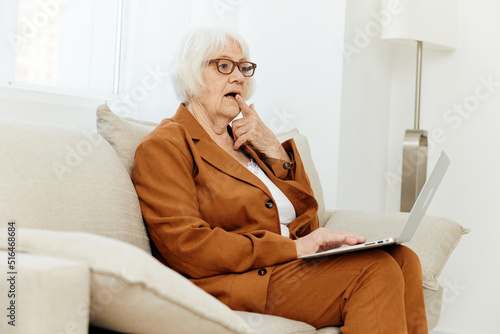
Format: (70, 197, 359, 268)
(232, 94, 290, 160)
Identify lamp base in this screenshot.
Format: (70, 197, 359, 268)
(401, 129, 428, 212)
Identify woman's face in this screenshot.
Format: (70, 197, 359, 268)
(190, 40, 250, 123)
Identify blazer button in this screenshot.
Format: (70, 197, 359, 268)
(265, 200, 274, 209)
(258, 268, 267, 276)
(283, 162, 291, 170)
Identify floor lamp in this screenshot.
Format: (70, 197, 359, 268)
(380, 0, 457, 212)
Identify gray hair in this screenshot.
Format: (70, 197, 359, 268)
(170, 27, 256, 103)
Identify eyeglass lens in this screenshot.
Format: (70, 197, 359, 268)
(217, 59, 255, 77)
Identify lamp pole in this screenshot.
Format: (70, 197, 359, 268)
(414, 41, 423, 130)
(400, 41, 428, 212)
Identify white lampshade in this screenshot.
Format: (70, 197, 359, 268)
(381, 0, 457, 50)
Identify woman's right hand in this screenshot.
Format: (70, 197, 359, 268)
(294, 228, 366, 257)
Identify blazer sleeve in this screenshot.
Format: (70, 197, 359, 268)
(257, 139, 313, 189)
(131, 132, 299, 279)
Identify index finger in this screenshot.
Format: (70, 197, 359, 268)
(235, 94, 255, 117)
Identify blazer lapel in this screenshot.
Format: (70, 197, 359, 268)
(171, 104, 273, 199)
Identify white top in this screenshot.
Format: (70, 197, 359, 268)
(246, 159, 296, 238)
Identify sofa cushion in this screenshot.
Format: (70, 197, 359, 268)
(96, 104, 328, 225)
(0, 119, 151, 253)
(324, 210, 469, 291)
(0, 229, 256, 334)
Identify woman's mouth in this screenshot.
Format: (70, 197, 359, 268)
(224, 92, 238, 99)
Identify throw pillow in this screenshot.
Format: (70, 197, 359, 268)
(0, 119, 151, 253)
(96, 104, 157, 175)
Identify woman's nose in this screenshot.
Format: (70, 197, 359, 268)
(229, 67, 246, 82)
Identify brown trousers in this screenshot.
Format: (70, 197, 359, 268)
(264, 245, 428, 333)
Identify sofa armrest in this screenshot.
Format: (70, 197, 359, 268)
(0, 251, 90, 334)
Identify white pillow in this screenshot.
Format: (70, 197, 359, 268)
(96, 104, 156, 175)
(0, 119, 150, 253)
(0, 229, 255, 334)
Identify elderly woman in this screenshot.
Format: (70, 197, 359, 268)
(131, 27, 428, 333)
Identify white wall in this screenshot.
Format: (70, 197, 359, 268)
(386, 1, 500, 333)
(337, 0, 395, 211)
(341, 1, 500, 333)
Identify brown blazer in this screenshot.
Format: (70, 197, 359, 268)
(131, 104, 319, 312)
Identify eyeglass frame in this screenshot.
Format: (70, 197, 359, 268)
(208, 59, 257, 77)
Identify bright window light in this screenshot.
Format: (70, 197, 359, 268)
(10, 0, 123, 95)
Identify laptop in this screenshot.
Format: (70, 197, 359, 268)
(298, 151, 450, 260)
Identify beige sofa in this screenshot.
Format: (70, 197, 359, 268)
(0, 104, 469, 334)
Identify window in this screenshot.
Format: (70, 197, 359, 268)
(4, 0, 123, 95)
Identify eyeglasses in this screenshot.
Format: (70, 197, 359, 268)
(208, 59, 257, 77)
